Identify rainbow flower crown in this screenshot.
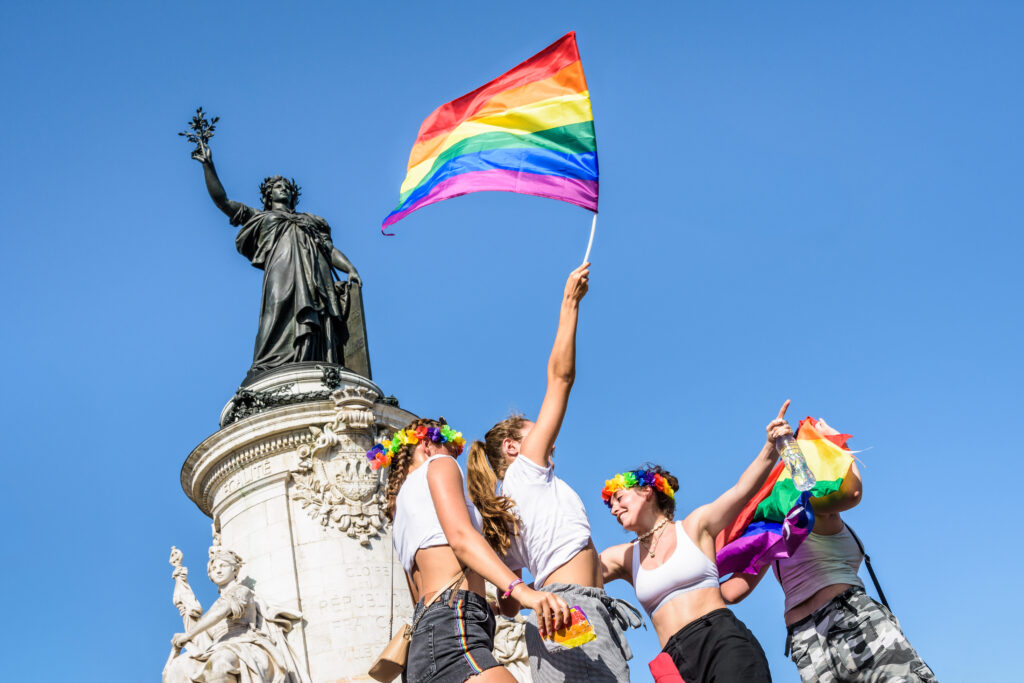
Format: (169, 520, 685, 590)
(366, 424, 466, 470)
(601, 469, 676, 507)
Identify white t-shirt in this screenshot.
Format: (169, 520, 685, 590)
(393, 455, 483, 574)
(499, 455, 591, 587)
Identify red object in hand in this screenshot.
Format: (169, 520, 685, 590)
(649, 652, 685, 682)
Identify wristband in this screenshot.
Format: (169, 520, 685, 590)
(502, 579, 524, 598)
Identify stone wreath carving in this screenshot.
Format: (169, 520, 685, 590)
(288, 386, 388, 545)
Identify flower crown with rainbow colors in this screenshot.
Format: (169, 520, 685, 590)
(600, 468, 676, 507)
(366, 423, 466, 471)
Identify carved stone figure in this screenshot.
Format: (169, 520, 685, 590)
(163, 542, 311, 683)
(289, 386, 387, 545)
(185, 111, 370, 382)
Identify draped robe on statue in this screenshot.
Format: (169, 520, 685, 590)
(231, 205, 348, 378)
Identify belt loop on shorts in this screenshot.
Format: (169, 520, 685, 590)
(784, 631, 792, 658)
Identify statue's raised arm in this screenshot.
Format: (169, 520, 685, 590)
(180, 108, 243, 219)
(193, 142, 245, 220)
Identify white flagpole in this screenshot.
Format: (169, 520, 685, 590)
(582, 212, 597, 263)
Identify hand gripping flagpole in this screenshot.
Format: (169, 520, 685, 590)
(582, 212, 597, 264)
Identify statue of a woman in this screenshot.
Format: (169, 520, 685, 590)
(193, 141, 363, 382)
(165, 547, 310, 683)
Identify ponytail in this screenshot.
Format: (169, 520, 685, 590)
(466, 440, 520, 556)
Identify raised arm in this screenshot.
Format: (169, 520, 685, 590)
(689, 400, 791, 538)
(520, 263, 590, 468)
(193, 143, 244, 220)
(428, 457, 571, 635)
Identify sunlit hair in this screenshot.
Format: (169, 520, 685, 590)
(604, 463, 680, 519)
(466, 415, 526, 556)
(259, 175, 301, 210)
(383, 417, 455, 522)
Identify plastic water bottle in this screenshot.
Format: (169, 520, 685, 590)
(775, 436, 816, 492)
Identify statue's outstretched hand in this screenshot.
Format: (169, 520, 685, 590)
(192, 141, 212, 164)
(348, 272, 362, 287)
(171, 633, 192, 649)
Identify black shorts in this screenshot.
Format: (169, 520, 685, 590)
(404, 589, 502, 683)
(662, 608, 772, 683)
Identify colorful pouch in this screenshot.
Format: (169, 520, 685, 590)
(545, 606, 597, 648)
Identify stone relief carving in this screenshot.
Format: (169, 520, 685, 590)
(163, 537, 311, 683)
(289, 386, 388, 545)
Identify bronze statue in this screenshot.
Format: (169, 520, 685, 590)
(184, 110, 370, 382)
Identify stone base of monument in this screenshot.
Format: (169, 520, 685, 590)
(181, 365, 417, 682)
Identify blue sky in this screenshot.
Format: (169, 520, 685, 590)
(2, 2, 1021, 680)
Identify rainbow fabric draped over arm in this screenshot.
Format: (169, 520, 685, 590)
(715, 417, 855, 576)
(382, 31, 598, 233)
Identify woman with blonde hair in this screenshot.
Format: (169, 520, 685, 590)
(467, 263, 643, 683)
(370, 417, 570, 683)
(597, 402, 795, 683)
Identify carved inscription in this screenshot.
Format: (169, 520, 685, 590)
(223, 460, 274, 494)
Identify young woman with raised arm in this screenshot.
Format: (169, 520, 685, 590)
(597, 402, 795, 683)
(719, 419, 937, 682)
(370, 418, 571, 683)
(467, 263, 644, 683)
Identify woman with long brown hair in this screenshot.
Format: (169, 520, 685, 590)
(370, 417, 570, 683)
(467, 263, 643, 683)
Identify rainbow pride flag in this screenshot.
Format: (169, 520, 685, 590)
(716, 417, 855, 576)
(382, 32, 598, 233)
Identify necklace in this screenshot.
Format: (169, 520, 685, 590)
(636, 518, 670, 558)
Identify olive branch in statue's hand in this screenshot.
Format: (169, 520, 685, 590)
(178, 107, 219, 161)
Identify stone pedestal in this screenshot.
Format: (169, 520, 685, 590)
(181, 366, 417, 682)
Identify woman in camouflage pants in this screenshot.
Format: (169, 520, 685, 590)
(721, 421, 936, 682)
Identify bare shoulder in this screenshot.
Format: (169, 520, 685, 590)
(600, 541, 635, 583)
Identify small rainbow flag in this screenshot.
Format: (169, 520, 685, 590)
(382, 31, 598, 233)
(716, 417, 855, 576)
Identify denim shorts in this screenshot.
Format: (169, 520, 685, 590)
(404, 588, 501, 683)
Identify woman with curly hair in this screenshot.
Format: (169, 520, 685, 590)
(598, 402, 795, 683)
(369, 418, 571, 683)
(467, 264, 644, 683)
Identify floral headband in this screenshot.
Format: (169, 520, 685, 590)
(600, 469, 676, 507)
(366, 424, 466, 470)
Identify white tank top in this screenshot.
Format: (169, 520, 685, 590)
(393, 455, 483, 574)
(499, 455, 591, 587)
(632, 521, 719, 616)
(773, 524, 863, 612)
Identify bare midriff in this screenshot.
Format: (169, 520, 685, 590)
(412, 545, 484, 604)
(784, 582, 857, 625)
(650, 585, 729, 648)
(542, 538, 604, 589)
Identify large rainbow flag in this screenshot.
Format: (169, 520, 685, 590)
(382, 32, 598, 233)
(716, 417, 855, 576)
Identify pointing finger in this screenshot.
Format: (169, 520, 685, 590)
(776, 399, 791, 420)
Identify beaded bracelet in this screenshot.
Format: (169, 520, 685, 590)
(502, 579, 524, 598)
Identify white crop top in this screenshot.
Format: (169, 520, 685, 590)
(773, 524, 863, 613)
(500, 455, 591, 587)
(392, 455, 483, 574)
(632, 521, 720, 617)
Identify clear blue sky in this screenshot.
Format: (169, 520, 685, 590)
(2, 2, 1020, 680)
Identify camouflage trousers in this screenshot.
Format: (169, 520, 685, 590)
(785, 587, 937, 682)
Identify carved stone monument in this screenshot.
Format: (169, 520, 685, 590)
(164, 540, 312, 683)
(180, 365, 417, 682)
